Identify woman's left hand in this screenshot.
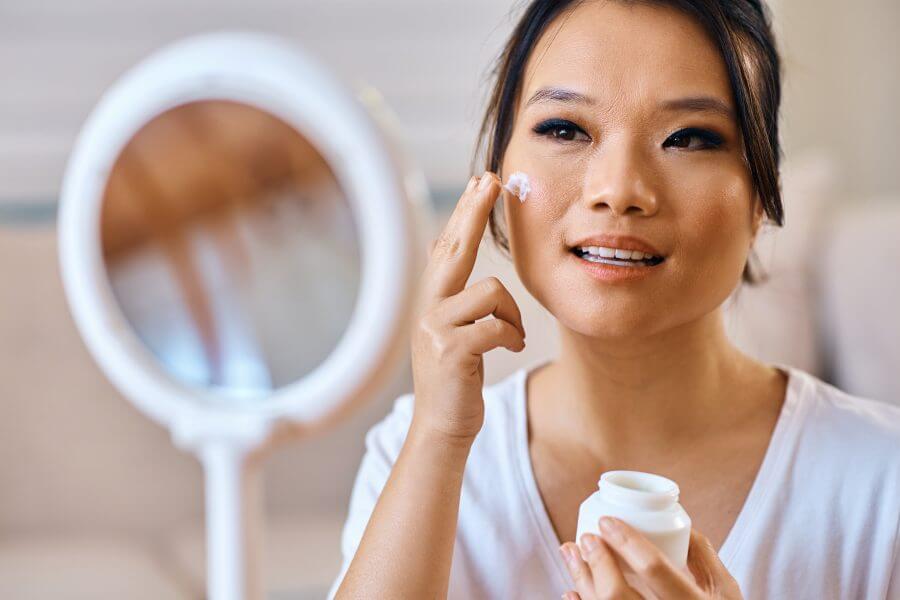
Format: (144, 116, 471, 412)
(559, 517, 743, 599)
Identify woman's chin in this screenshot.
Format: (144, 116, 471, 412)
(556, 304, 664, 341)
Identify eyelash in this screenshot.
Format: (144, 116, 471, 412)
(664, 127, 725, 150)
(531, 119, 725, 150)
(532, 118, 589, 142)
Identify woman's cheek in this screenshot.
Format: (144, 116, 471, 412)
(675, 177, 755, 299)
(505, 168, 572, 247)
(504, 172, 541, 260)
(504, 169, 570, 296)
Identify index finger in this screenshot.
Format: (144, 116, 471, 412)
(597, 517, 699, 598)
(423, 172, 501, 302)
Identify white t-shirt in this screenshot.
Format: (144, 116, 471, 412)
(328, 361, 900, 599)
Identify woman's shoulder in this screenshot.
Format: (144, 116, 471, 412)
(787, 366, 900, 475)
(791, 366, 900, 438)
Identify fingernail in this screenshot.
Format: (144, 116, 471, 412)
(599, 517, 625, 544)
(579, 533, 599, 555)
(465, 176, 477, 193)
(558, 544, 576, 566)
(477, 173, 494, 191)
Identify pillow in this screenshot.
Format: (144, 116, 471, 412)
(722, 150, 838, 377)
(818, 199, 900, 404)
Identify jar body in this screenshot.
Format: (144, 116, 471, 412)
(575, 471, 692, 568)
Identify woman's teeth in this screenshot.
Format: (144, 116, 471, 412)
(574, 246, 664, 266)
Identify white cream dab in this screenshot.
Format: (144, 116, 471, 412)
(503, 172, 531, 203)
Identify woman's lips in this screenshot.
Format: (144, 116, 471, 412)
(568, 233, 666, 258)
(568, 248, 666, 282)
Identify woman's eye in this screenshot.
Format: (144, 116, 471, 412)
(663, 128, 724, 150)
(532, 119, 589, 143)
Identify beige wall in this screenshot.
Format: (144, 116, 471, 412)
(1, 1, 896, 203)
(0, 0, 512, 198)
(774, 0, 900, 200)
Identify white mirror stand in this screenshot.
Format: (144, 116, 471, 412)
(58, 32, 431, 600)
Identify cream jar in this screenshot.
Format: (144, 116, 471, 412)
(576, 470, 692, 568)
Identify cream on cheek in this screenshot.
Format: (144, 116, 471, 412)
(504, 167, 590, 303)
(503, 160, 591, 253)
(503, 171, 531, 202)
(502, 169, 557, 270)
(503, 167, 572, 235)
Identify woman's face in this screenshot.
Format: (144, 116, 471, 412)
(501, 0, 763, 340)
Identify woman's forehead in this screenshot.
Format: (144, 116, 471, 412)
(521, 1, 733, 112)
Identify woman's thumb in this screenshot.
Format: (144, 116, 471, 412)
(686, 529, 741, 595)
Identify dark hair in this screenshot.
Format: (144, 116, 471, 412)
(474, 0, 783, 285)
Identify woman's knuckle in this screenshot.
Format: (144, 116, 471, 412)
(639, 557, 668, 580)
(585, 553, 607, 574)
(434, 232, 462, 259)
(432, 335, 456, 360)
(417, 312, 439, 337)
(482, 276, 503, 294)
(698, 532, 716, 553)
(417, 318, 449, 355)
(571, 566, 590, 585)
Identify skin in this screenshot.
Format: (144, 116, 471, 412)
(337, 1, 787, 597)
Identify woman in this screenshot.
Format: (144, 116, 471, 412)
(329, 1, 900, 598)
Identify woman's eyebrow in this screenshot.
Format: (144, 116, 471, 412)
(525, 87, 592, 108)
(660, 96, 735, 121)
(524, 87, 735, 121)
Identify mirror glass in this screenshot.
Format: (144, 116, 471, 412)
(100, 100, 361, 402)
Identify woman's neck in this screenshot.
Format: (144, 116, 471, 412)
(531, 307, 775, 462)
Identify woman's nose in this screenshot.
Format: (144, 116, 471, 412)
(581, 140, 659, 217)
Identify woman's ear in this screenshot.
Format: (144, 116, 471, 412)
(751, 193, 766, 240)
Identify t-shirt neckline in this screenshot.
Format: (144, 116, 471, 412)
(511, 359, 810, 585)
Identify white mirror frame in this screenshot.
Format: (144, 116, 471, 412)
(58, 31, 430, 600)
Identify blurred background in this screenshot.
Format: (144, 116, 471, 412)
(1, 0, 898, 598)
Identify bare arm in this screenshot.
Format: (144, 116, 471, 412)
(335, 422, 472, 597)
(334, 172, 526, 598)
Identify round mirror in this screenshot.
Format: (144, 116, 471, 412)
(101, 99, 360, 402)
(59, 32, 430, 600)
(60, 32, 429, 431)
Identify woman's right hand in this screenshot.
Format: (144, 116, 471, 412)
(410, 172, 527, 445)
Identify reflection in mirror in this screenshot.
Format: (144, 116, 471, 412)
(101, 100, 360, 401)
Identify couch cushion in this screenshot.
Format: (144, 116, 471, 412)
(0, 537, 193, 599)
(167, 512, 345, 599)
(722, 151, 838, 375)
(0, 227, 204, 542)
(818, 199, 900, 405)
